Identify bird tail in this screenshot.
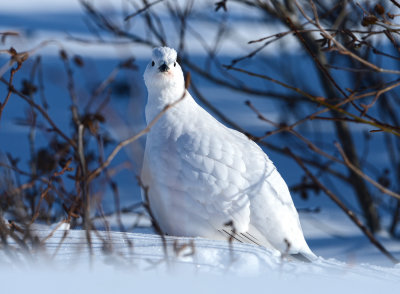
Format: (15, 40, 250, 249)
(290, 251, 317, 263)
(290, 245, 318, 262)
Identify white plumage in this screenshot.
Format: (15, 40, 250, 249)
(141, 47, 315, 261)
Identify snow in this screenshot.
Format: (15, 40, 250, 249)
(1, 0, 400, 289)
(2, 212, 400, 278)
(1, 224, 400, 293)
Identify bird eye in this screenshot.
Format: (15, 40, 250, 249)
(151, 61, 155, 67)
(174, 62, 176, 67)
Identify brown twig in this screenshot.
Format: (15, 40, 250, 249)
(0, 60, 23, 120)
(124, 0, 165, 21)
(335, 142, 400, 200)
(0, 77, 77, 148)
(295, 0, 400, 75)
(29, 185, 51, 225)
(88, 72, 191, 181)
(287, 148, 399, 264)
(226, 66, 400, 136)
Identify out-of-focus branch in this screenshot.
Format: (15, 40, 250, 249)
(287, 148, 399, 264)
(335, 142, 400, 200)
(0, 62, 22, 120)
(0, 77, 77, 149)
(295, 0, 400, 75)
(124, 0, 165, 21)
(226, 66, 400, 136)
(88, 72, 191, 182)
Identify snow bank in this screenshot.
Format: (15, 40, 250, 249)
(1, 229, 399, 282)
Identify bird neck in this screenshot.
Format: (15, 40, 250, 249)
(145, 85, 191, 123)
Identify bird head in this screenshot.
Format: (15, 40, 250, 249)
(144, 47, 184, 92)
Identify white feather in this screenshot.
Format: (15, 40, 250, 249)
(141, 47, 316, 260)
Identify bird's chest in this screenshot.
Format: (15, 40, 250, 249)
(145, 112, 199, 177)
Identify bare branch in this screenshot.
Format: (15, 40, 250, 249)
(88, 72, 191, 181)
(287, 148, 399, 264)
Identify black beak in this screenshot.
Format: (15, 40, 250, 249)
(158, 63, 169, 72)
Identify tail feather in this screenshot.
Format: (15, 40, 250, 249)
(290, 252, 317, 263)
(290, 247, 318, 263)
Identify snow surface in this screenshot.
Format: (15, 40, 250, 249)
(1, 224, 400, 294)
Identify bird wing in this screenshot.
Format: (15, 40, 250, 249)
(142, 99, 311, 256)
(142, 104, 259, 236)
(184, 110, 310, 254)
(175, 120, 253, 233)
(228, 128, 311, 254)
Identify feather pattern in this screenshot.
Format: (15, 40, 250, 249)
(142, 47, 316, 261)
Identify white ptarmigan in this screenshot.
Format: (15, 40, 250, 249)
(141, 47, 316, 261)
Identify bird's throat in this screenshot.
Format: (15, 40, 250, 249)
(145, 86, 187, 124)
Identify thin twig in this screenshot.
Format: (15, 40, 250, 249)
(287, 148, 399, 264)
(335, 142, 400, 200)
(0, 77, 77, 148)
(88, 72, 191, 181)
(0, 62, 23, 120)
(124, 0, 165, 21)
(294, 0, 400, 75)
(225, 66, 400, 136)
